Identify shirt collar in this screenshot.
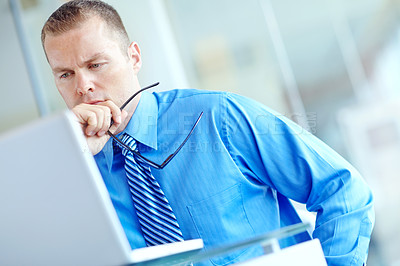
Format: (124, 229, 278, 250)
(123, 91, 158, 150)
(102, 91, 158, 171)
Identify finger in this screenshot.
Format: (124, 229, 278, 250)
(109, 110, 128, 134)
(92, 104, 114, 137)
(99, 100, 122, 125)
(73, 104, 107, 136)
(72, 105, 97, 136)
(94, 101, 117, 136)
(80, 109, 100, 136)
(95, 108, 105, 137)
(97, 105, 113, 136)
(86, 108, 103, 136)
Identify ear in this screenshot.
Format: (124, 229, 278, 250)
(128, 42, 142, 74)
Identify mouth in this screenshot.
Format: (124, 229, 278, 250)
(85, 100, 105, 105)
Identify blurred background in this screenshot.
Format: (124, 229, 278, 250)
(1, 0, 399, 264)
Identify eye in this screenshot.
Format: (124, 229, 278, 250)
(60, 72, 71, 79)
(90, 63, 101, 69)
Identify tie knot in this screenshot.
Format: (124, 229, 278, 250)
(116, 133, 138, 157)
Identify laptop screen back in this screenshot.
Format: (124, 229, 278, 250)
(0, 111, 132, 266)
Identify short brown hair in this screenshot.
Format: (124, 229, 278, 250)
(41, 0, 130, 52)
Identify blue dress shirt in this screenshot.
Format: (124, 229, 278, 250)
(94, 89, 374, 265)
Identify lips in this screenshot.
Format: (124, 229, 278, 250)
(85, 100, 104, 105)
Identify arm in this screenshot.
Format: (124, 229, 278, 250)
(223, 92, 374, 265)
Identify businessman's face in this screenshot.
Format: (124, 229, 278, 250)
(44, 16, 142, 110)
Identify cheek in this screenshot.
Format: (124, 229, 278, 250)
(107, 66, 135, 91)
(57, 86, 76, 108)
(109, 65, 131, 81)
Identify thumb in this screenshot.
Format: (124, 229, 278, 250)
(110, 110, 128, 134)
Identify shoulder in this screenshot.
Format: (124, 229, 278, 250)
(152, 88, 270, 111)
(151, 89, 283, 124)
(152, 89, 231, 116)
(153, 88, 227, 103)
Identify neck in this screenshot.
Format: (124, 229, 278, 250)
(114, 92, 141, 136)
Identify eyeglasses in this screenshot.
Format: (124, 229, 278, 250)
(107, 82, 203, 169)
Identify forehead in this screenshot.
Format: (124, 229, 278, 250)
(44, 18, 122, 68)
(45, 17, 113, 49)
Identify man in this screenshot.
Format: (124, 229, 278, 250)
(42, 0, 374, 265)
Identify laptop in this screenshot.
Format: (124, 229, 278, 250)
(0, 111, 203, 266)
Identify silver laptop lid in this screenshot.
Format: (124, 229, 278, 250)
(0, 111, 132, 266)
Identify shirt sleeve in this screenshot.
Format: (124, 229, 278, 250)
(221, 92, 374, 265)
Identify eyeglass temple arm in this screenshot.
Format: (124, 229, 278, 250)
(108, 133, 161, 167)
(158, 111, 204, 169)
(106, 82, 203, 170)
(108, 82, 160, 128)
(109, 111, 203, 169)
(120, 82, 160, 110)
(106, 82, 160, 165)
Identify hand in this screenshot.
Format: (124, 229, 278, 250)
(72, 100, 128, 155)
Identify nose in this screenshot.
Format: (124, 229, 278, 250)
(75, 72, 94, 96)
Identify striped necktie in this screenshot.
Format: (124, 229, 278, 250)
(118, 133, 184, 246)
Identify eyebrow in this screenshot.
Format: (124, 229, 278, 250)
(52, 52, 108, 74)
